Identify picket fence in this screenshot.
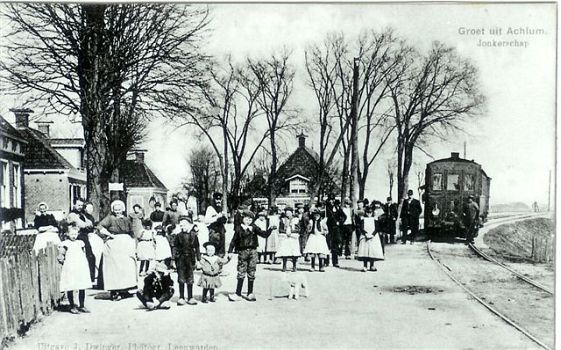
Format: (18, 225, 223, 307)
(0, 244, 61, 342)
(530, 234, 554, 264)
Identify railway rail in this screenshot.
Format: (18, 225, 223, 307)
(426, 213, 554, 350)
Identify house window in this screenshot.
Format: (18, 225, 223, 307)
(1, 162, 9, 208)
(432, 173, 442, 191)
(11, 141, 17, 153)
(447, 174, 460, 191)
(464, 174, 475, 191)
(290, 178, 308, 195)
(3, 138, 9, 150)
(12, 163, 20, 207)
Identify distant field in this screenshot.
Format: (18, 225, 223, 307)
(484, 217, 554, 263)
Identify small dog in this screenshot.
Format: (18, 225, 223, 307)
(269, 272, 309, 300)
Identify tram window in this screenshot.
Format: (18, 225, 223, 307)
(447, 174, 460, 191)
(464, 174, 475, 191)
(432, 173, 442, 191)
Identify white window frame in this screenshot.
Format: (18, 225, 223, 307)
(1, 161, 10, 208)
(12, 162, 21, 208)
(289, 178, 308, 195)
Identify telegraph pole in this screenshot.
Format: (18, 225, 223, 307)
(350, 58, 360, 208)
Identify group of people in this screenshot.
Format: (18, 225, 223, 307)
(29, 189, 425, 313)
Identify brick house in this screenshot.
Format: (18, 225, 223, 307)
(11, 108, 87, 226)
(120, 149, 168, 213)
(262, 133, 338, 208)
(0, 114, 27, 230)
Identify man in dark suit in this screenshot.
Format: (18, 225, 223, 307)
(325, 194, 345, 267)
(383, 197, 399, 244)
(401, 190, 422, 244)
(463, 195, 480, 244)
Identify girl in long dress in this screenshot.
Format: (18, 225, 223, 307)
(276, 207, 301, 272)
(58, 223, 92, 313)
(254, 211, 268, 263)
(97, 200, 138, 300)
(265, 207, 280, 264)
(357, 208, 385, 272)
(154, 224, 172, 268)
(303, 209, 330, 272)
(137, 219, 156, 275)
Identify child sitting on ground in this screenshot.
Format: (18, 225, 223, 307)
(57, 223, 92, 314)
(197, 242, 232, 303)
(136, 262, 174, 310)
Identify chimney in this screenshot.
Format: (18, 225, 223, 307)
(297, 132, 307, 148)
(10, 108, 33, 129)
(134, 150, 146, 163)
(36, 120, 53, 138)
(451, 152, 460, 159)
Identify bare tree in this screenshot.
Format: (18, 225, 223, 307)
(1, 4, 209, 217)
(187, 147, 221, 213)
(248, 50, 300, 206)
(386, 159, 395, 198)
(304, 33, 352, 202)
(174, 56, 278, 210)
(387, 41, 485, 201)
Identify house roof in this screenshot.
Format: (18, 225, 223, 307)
(120, 159, 168, 190)
(49, 138, 85, 146)
(0, 115, 26, 143)
(18, 128, 75, 169)
(276, 146, 322, 182)
(0, 234, 36, 257)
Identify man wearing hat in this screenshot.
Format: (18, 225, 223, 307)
(463, 195, 480, 244)
(295, 203, 310, 260)
(325, 194, 345, 267)
(204, 192, 228, 257)
(383, 197, 399, 244)
(400, 189, 422, 244)
(136, 262, 174, 310)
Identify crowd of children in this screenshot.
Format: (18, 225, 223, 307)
(54, 192, 397, 313)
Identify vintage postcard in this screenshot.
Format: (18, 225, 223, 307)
(0, 2, 556, 350)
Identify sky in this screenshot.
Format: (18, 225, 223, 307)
(0, 3, 556, 206)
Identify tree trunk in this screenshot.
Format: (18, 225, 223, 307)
(349, 59, 360, 209)
(340, 143, 350, 200)
(268, 133, 277, 208)
(80, 4, 109, 221)
(222, 126, 229, 213)
(359, 167, 367, 200)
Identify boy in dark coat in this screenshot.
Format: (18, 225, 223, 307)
(173, 216, 201, 305)
(228, 210, 276, 302)
(136, 262, 174, 310)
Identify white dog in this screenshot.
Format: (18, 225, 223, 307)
(269, 272, 309, 300)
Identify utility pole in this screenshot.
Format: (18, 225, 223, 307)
(350, 57, 360, 209)
(463, 141, 467, 159)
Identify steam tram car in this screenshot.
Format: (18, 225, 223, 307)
(423, 152, 491, 238)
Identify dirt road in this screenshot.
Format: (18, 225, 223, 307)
(10, 243, 540, 350)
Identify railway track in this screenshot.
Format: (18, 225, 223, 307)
(468, 243, 553, 295)
(426, 214, 554, 350)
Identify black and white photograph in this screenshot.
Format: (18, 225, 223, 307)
(0, 2, 556, 349)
